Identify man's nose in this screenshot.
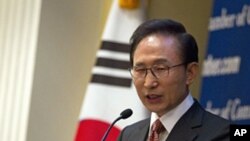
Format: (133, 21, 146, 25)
(143, 70, 158, 88)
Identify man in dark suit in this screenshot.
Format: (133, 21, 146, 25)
(117, 19, 230, 141)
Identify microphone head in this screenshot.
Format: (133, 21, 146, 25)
(120, 109, 133, 119)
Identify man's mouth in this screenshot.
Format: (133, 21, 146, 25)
(146, 94, 162, 103)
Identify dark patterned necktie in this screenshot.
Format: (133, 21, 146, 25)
(149, 119, 166, 141)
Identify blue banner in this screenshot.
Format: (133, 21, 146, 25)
(200, 0, 250, 124)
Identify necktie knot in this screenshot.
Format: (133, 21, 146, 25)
(152, 119, 165, 134)
(149, 119, 166, 141)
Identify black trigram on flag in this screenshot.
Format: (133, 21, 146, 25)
(91, 40, 132, 87)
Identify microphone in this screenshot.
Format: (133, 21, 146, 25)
(101, 108, 133, 141)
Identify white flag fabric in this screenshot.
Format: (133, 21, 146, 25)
(75, 0, 148, 140)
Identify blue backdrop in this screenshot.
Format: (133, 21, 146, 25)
(200, 0, 250, 124)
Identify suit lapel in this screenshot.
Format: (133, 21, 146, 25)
(135, 124, 149, 141)
(166, 100, 204, 141)
(130, 118, 150, 141)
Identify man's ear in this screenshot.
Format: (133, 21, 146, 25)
(186, 62, 199, 85)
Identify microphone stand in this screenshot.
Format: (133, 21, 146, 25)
(101, 116, 122, 141)
(101, 109, 132, 141)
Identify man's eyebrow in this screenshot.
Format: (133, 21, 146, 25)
(153, 59, 169, 64)
(134, 59, 170, 66)
(133, 62, 145, 67)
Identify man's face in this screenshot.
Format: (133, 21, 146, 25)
(132, 34, 195, 117)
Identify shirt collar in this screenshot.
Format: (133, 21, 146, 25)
(150, 93, 194, 133)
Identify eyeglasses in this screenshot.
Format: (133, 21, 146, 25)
(129, 63, 186, 80)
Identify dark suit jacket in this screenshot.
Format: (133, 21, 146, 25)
(117, 100, 230, 141)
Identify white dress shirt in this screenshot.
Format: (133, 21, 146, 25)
(148, 93, 194, 141)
